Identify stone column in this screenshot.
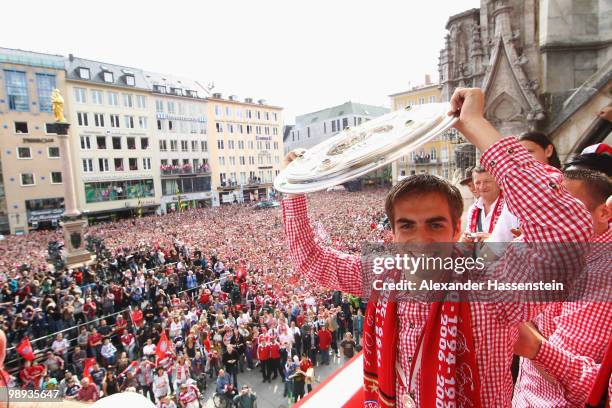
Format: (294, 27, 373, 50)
(52, 122, 92, 266)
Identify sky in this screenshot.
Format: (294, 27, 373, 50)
(1, 0, 479, 123)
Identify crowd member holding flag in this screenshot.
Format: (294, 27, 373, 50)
(282, 87, 593, 407)
(16, 337, 35, 362)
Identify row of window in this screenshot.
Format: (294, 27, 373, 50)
(291, 116, 370, 142)
(156, 119, 206, 134)
(73, 87, 146, 108)
(81, 157, 152, 173)
(217, 155, 279, 167)
(159, 139, 208, 153)
(155, 100, 205, 116)
(152, 85, 198, 98)
(4, 70, 55, 112)
(77, 67, 135, 87)
(216, 139, 279, 150)
(15, 146, 60, 159)
(79, 135, 149, 151)
(214, 122, 279, 136)
(161, 176, 211, 196)
(84, 179, 154, 204)
(219, 170, 279, 185)
(395, 95, 438, 110)
(214, 105, 278, 122)
(76, 112, 148, 129)
(17, 172, 62, 186)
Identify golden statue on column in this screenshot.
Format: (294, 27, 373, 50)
(51, 88, 67, 123)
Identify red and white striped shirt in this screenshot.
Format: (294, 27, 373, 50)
(513, 226, 612, 407)
(282, 137, 592, 407)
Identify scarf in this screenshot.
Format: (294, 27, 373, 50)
(469, 194, 504, 233)
(364, 289, 482, 407)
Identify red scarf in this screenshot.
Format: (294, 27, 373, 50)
(364, 290, 482, 407)
(469, 194, 504, 233)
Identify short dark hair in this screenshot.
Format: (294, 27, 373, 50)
(565, 153, 612, 177)
(563, 169, 612, 210)
(385, 174, 463, 231)
(518, 131, 561, 169)
(471, 165, 488, 175)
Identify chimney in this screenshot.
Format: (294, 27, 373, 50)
(244, 97, 253, 103)
(212, 93, 222, 99)
(425, 74, 431, 85)
(69, 53, 74, 62)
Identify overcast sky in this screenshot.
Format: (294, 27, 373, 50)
(2, 0, 478, 123)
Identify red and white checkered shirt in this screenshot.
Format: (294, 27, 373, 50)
(513, 225, 612, 407)
(282, 137, 593, 407)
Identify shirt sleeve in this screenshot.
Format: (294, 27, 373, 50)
(479, 137, 592, 324)
(282, 194, 363, 296)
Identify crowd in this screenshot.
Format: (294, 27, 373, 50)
(0, 190, 385, 406)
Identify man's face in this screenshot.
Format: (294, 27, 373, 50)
(392, 192, 461, 243)
(473, 171, 500, 203)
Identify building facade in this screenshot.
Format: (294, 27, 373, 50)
(206, 94, 284, 205)
(389, 77, 475, 183)
(64, 56, 159, 222)
(439, 0, 611, 158)
(284, 101, 389, 155)
(0, 48, 67, 234)
(145, 71, 211, 213)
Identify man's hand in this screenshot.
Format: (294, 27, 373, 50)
(513, 322, 545, 359)
(448, 88, 502, 152)
(282, 149, 307, 199)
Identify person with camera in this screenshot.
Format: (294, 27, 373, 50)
(232, 384, 257, 408)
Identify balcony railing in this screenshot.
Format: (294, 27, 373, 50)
(160, 166, 211, 176)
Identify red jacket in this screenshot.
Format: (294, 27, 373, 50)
(257, 344, 270, 361)
(318, 329, 332, 350)
(270, 343, 281, 359)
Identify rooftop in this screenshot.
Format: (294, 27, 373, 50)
(295, 101, 389, 126)
(0, 47, 65, 69)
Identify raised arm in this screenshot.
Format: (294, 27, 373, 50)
(282, 194, 363, 296)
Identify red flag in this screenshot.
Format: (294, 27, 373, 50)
(82, 357, 97, 381)
(16, 337, 34, 361)
(155, 331, 171, 362)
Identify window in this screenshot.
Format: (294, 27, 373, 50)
(307, 127, 310, 138)
(91, 89, 103, 105)
(36, 73, 55, 112)
(159, 140, 167, 151)
(80, 136, 91, 150)
(77, 112, 89, 126)
(51, 172, 62, 184)
(108, 92, 119, 106)
(239, 156, 245, 165)
(265, 112, 270, 120)
(93, 113, 105, 127)
(82, 158, 94, 172)
(228, 140, 235, 149)
(48, 146, 60, 158)
(246, 110, 252, 119)
(5, 70, 29, 111)
(229, 156, 236, 166)
(219, 156, 226, 166)
(168, 120, 173, 131)
(430, 148, 437, 160)
(172, 88, 182, 96)
(157, 120, 163, 130)
(342, 118, 348, 129)
(167, 101, 175, 114)
(139, 137, 148, 150)
(96, 136, 106, 149)
(238, 140, 244, 149)
(136, 95, 146, 108)
(123, 94, 133, 108)
(138, 116, 148, 129)
(127, 137, 136, 150)
(273, 141, 279, 150)
(84, 179, 154, 203)
(20, 173, 35, 186)
(256, 111, 261, 119)
(14, 122, 28, 134)
(215, 105, 221, 116)
(112, 137, 121, 150)
(216, 123, 223, 132)
(142, 158, 151, 170)
(273, 113, 278, 121)
(248, 141, 254, 149)
(201, 140, 207, 152)
(217, 139, 224, 149)
(98, 158, 109, 172)
(246, 125, 252, 134)
(74, 87, 87, 103)
(154, 85, 166, 93)
(155, 100, 164, 112)
(110, 114, 120, 128)
(114, 158, 124, 171)
(129, 158, 138, 171)
(418, 97, 425, 104)
(78, 67, 90, 79)
(249, 156, 255, 165)
(124, 115, 134, 128)
(170, 140, 178, 152)
(228, 123, 234, 133)
(181, 140, 188, 151)
(226, 106, 232, 116)
(103, 71, 114, 83)
(125, 75, 135, 86)
(240, 172, 246, 184)
(191, 140, 198, 151)
(17, 147, 31, 159)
